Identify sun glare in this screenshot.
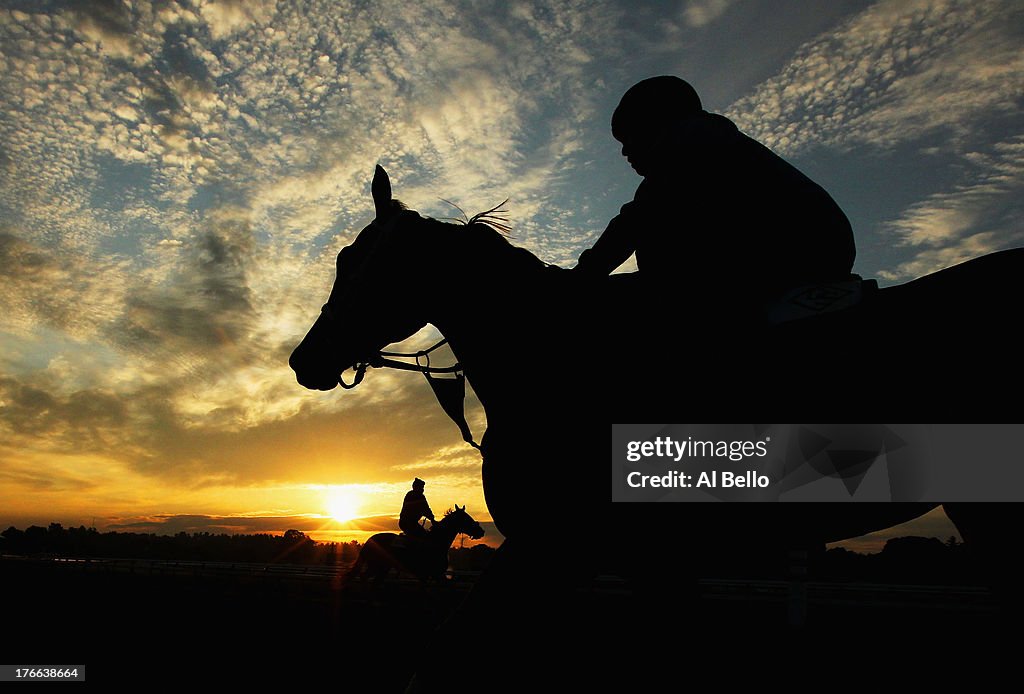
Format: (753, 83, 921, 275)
(325, 487, 361, 523)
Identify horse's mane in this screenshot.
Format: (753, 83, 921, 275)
(395, 199, 550, 276)
(427, 198, 512, 236)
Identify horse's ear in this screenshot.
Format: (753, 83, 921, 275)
(459, 505, 465, 512)
(372, 165, 392, 220)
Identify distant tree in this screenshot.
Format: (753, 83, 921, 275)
(0, 524, 360, 566)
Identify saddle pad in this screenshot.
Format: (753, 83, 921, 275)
(766, 278, 877, 325)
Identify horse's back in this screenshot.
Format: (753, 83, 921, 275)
(881, 248, 1024, 332)
(360, 532, 397, 559)
(888, 247, 1024, 298)
(863, 248, 1024, 406)
(482, 248, 1024, 544)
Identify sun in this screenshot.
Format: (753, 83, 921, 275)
(325, 487, 361, 523)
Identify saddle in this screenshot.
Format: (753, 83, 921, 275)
(765, 276, 878, 325)
(393, 533, 428, 550)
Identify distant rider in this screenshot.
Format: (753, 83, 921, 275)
(399, 478, 435, 539)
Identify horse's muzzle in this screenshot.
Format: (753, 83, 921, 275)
(289, 342, 343, 391)
(294, 372, 339, 391)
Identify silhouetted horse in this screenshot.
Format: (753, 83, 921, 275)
(350, 506, 484, 585)
(292, 165, 1022, 689)
(291, 166, 1021, 575)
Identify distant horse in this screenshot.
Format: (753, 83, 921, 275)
(291, 166, 1021, 586)
(349, 506, 485, 585)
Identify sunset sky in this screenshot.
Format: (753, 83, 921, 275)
(1, 0, 1021, 549)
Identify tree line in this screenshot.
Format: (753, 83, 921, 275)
(4, 523, 973, 580)
(0, 522, 496, 570)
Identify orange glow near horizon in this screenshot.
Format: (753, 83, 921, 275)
(324, 486, 361, 523)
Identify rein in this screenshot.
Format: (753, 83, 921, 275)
(321, 302, 480, 450)
(338, 337, 461, 388)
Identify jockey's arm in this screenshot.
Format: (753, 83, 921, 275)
(573, 207, 637, 277)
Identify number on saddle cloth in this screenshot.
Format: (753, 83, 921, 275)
(765, 277, 878, 325)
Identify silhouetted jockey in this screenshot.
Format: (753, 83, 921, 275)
(399, 478, 435, 539)
(574, 76, 855, 322)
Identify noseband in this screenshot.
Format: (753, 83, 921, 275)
(317, 308, 479, 450)
(316, 303, 461, 388)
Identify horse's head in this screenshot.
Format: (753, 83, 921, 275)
(289, 166, 434, 390)
(443, 504, 485, 540)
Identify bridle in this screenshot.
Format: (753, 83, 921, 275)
(320, 304, 479, 449)
(318, 302, 462, 390)
(316, 213, 465, 388)
(315, 217, 479, 449)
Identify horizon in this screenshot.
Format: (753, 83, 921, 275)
(0, 506, 957, 553)
(0, 512, 959, 555)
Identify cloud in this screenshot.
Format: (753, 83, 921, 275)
(0, 0, 628, 448)
(682, 0, 738, 28)
(107, 512, 349, 535)
(728, 0, 1023, 155)
(0, 465, 99, 493)
(725, 0, 1024, 279)
(0, 373, 157, 464)
(876, 137, 1024, 278)
(0, 347, 471, 494)
(391, 442, 484, 472)
(69, 0, 146, 62)
(111, 206, 255, 358)
(0, 231, 130, 340)
(0, 377, 127, 441)
(200, 0, 277, 40)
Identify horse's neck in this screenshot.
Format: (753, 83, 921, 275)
(433, 275, 568, 422)
(431, 520, 459, 548)
(425, 226, 603, 430)
(434, 320, 508, 417)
